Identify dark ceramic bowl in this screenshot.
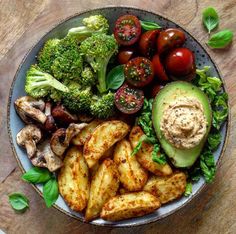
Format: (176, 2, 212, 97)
(7, 6, 229, 227)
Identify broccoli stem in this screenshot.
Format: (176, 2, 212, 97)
(97, 65, 107, 93)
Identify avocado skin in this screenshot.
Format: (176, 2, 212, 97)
(152, 81, 212, 168)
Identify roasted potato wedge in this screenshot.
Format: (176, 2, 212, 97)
(114, 139, 148, 191)
(129, 126, 173, 176)
(100, 145, 115, 161)
(58, 146, 89, 212)
(72, 119, 103, 146)
(85, 159, 119, 221)
(143, 172, 187, 204)
(84, 120, 130, 168)
(100, 191, 161, 221)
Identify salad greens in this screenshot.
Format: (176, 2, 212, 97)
(140, 20, 162, 30)
(202, 7, 219, 34)
(8, 193, 29, 212)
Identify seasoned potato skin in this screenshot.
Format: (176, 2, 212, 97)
(143, 172, 187, 204)
(72, 119, 103, 146)
(100, 191, 161, 221)
(85, 159, 119, 221)
(84, 120, 130, 168)
(129, 126, 173, 176)
(58, 146, 89, 212)
(114, 139, 148, 191)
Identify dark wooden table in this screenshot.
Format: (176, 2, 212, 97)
(0, 1, 236, 233)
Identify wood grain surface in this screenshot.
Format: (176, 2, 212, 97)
(0, 0, 235, 233)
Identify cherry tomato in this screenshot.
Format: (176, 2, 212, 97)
(114, 15, 141, 46)
(165, 48, 195, 77)
(124, 57, 154, 87)
(150, 84, 164, 98)
(157, 28, 186, 54)
(152, 54, 169, 82)
(117, 47, 136, 64)
(138, 30, 160, 58)
(115, 84, 144, 114)
(170, 67, 196, 81)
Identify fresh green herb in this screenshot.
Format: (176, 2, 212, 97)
(106, 65, 125, 90)
(131, 136, 145, 156)
(202, 7, 219, 34)
(22, 167, 52, 184)
(188, 164, 201, 182)
(43, 177, 59, 208)
(8, 193, 29, 212)
(207, 30, 233, 49)
(152, 144, 166, 164)
(184, 182, 192, 196)
(140, 20, 161, 30)
(208, 132, 222, 150)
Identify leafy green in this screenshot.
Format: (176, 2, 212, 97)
(106, 65, 125, 90)
(202, 7, 219, 33)
(184, 182, 192, 196)
(140, 20, 161, 30)
(152, 144, 166, 165)
(207, 30, 233, 48)
(43, 178, 59, 208)
(8, 193, 29, 212)
(208, 132, 221, 150)
(22, 167, 52, 184)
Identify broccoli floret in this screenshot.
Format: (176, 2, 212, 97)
(79, 66, 96, 87)
(25, 65, 69, 99)
(90, 92, 115, 118)
(62, 81, 92, 113)
(37, 39, 60, 73)
(79, 34, 118, 93)
(67, 15, 109, 41)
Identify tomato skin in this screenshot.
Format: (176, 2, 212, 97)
(152, 54, 169, 82)
(115, 84, 144, 114)
(150, 84, 164, 98)
(164, 48, 195, 77)
(114, 15, 141, 46)
(157, 28, 186, 54)
(124, 57, 154, 87)
(117, 47, 136, 64)
(170, 66, 196, 81)
(138, 29, 160, 58)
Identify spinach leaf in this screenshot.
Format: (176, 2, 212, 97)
(207, 30, 233, 49)
(106, 65, 125, 90)
(9, 193, 29, 212)
(22, 167, 52, 184)
(208, 132, 222, 150)
(202, 7, 219, 33)
(43, 177, 59, 208)
(140, 20, 161, 30)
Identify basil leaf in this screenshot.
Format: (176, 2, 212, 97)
(43, 178, 59, 208)
(207, 30, 233, 48)
(106, 65, 125, 90)
(184, 182, 192, 196)
(9, 193, 29, 212)
(208, 132, 221, 150)
(22, 167, 52, 184)
(202, 7, 219, 33)
(140, 20, 161, 30)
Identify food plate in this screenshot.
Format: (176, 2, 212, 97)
(7, 6, 229, 227)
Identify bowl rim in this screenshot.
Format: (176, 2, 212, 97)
(7, 5, 230, 228)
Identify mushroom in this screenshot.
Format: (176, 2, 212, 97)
(32, 141, 63, 172)
(14, 96, 46, 124)
(77, 113, 94, 123)
(44, 102, 57, 133)
(50, 123, 88, 158)
(16, 125, 42, 158)
(52, 104, 78, 125)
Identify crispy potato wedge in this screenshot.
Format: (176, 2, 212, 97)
(84, 120, 130, 168)
(72, 119, 103, 146)
(129, 126, 173, 176)
(58, 146, 89, 212)
(143, 172, 187, 204)
(114, 139, 148, 191)
(100, 191, 161, 221)
(100, 145, 115, 161)
(85, 159, 119, 221)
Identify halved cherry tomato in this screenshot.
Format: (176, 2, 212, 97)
(157, 28, 186, 54)
(115, 84, 144, 114)
(138, 29, 160, 58)
(164, 48, 195, 77)
(152, 54, 169, 82)
(117, 47, 136, 64)
(124, 57, 154, 87)
(114, 15, 141, 46)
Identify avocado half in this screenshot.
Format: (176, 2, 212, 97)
(152, 81, 212, 168)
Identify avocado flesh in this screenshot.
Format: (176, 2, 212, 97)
(152, 81, 212, 168)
